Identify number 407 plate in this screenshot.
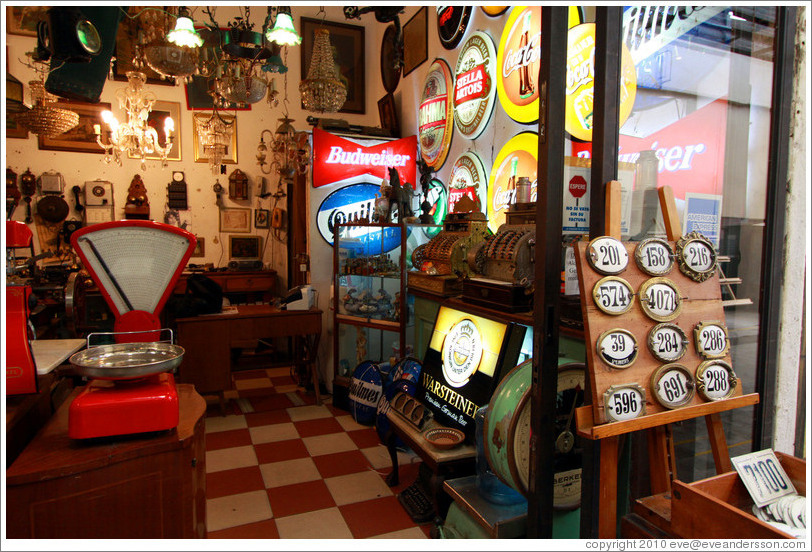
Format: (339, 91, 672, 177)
(731, 449, 798, 508)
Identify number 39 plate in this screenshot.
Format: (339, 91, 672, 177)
(603, 384, 646, 422)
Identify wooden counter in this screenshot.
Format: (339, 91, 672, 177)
(6, 384, 207, 539)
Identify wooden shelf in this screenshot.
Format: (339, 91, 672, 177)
(575, 392, 759, 440)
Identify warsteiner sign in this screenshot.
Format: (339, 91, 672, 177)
(453, 31, 496, 139)
(419, 59, 454, 170)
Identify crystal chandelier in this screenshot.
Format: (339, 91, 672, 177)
(195, 107, 235, 174)
(299, 28, 347, 113)
(15, 80, 80, 137)
(95, 71, 175, 170)
(256, 117, 311, 177)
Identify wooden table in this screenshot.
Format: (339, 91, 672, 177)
(175, 305, 323, 405)
(6, 384, 207, 539)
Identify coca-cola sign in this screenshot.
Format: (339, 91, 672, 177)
(312, 129, 417, 189)
(419, 59, 454, 170)
(436, 6, 471, 50)
(487, 132, 538, 233)
(448, 151, 487, 215)
(497, 6, 541, 124)
(453, 31, 496, 139)
(565, 23, 637, 141)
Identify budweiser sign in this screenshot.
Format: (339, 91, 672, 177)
(454, 31, 496, 139)
(312, 129, 417, 188)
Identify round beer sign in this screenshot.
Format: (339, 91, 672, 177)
(454, 31, 496, 139)
(448, 151, 488, 216)
(419, 59, 454, 170)
(565, 23, 637, 141)
(487, 132, 538, 233)
(441, 318, 484, 388)
(497, 6, 542, 124)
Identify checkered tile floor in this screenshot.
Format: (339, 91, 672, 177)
(204, 367, 431, 539)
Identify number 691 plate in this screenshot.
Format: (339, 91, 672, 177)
(603, 384, 646, 422)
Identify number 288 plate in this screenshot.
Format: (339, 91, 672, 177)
(603, 384, 646, 422)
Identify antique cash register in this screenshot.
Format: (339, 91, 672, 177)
(463, 223, 536, 312)
(408, 197, 490, 296)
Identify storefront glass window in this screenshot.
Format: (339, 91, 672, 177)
(616, 6, 778, 481)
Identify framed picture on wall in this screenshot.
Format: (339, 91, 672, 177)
(377, 94, 400, 137)
(7, 116, 29, 139)
(300, 17, 365, 114)
(193, 112, 238, 165)
(229, 235, 261, 259)
(38, 101, 111, 154)
(220, 208, 251, 233)
(254, 208, 270, 230)
(402, 7, 428, 76)
(128, 100, 181, 162)
(191, 237, 205, 257)
(6, 6, 47, 36)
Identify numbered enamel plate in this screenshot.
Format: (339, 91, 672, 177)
(650, 364, 695, 409)
(634, 237, 674, 276)
(694, 321, 730, 359)
(592, 276, 635, 315)
(647, 323, 688, 362)
(597, 329, 638, 369)
(603, 384, 646, 422)
(639, 277, 682, 322)
(676, 231, 718, 282)
(587, 236, 629, 275)
(696, 360, 738, 401)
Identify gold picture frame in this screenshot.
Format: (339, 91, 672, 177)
(229, 235, 262, 259)
(6, 6, 47, 37)
(128, 101, 181, 162)
(193, 112, 237, 165)
(37, 101, 111, 154)
(220, 207, 251, 233)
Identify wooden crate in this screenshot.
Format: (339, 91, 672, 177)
(670, 452, 806, 539)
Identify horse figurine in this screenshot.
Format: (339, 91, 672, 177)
(387, 167, 417, 222)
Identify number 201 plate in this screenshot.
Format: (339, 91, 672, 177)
(603, 384, 646, 422)
(587, 236, 629, 275)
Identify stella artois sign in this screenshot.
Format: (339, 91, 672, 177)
(565, 23, 637, 142)
(487, 132, 538, 233)
(311, 129, 417, 189)
(497, 6, 541, 124)
(453, 31, 496, 139)
(419, 59, 454, 170)
(448, 151, 487, 215)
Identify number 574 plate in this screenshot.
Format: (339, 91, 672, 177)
(731, 449, 798, 508)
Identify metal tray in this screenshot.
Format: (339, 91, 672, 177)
(69, 342, 185, 380)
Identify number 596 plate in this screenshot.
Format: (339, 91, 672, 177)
(603, 384, 646, 422)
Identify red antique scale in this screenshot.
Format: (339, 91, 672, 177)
(6, 221, 39, 396)
(66, 220, 196, 439)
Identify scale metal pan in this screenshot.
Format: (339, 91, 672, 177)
(69, 342, 185, 380)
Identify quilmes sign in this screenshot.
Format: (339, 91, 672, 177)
(312, 129, 417, 189)
(622, 6, 725, 63)
(316, 182, 402, 252)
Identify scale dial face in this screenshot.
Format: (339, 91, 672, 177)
(512, 365, 585, 510)
(639, 277, 682, 322)
(694, 321, 730, 359)
(76, 19, 102, 54)
(651, 364, 695, 409)
(696, 360, 737, 401)
(172, 171, 185, 182)
(592, 276, 635, 315)
(587, 236, 629, 275)
(597, 328, 638, 369)
(635, 237, 674, 276)
(648, 323, 688, 362)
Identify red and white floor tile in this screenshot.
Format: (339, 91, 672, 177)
(203, 368, 431, 539)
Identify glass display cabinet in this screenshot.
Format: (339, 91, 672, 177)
(333, 222, 439, 384)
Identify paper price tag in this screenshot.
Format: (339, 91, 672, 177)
(731, 449, 797, 508)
